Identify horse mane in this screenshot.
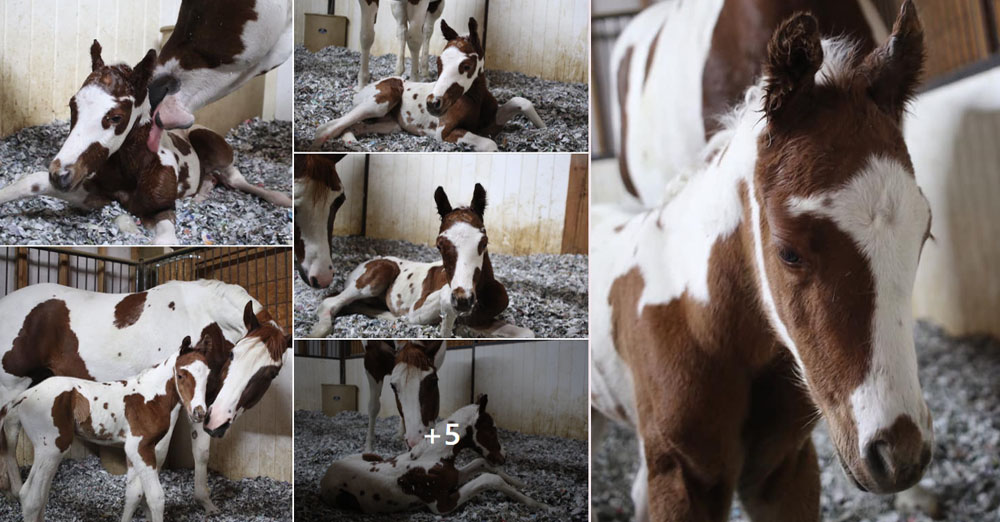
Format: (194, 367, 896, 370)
(395, 345, 432, 371)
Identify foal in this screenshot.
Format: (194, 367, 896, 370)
(0, 41, 291, 245)
(0, 337, 210, 522)
(310, 183, 532, 338)
(591, 5, 933, 520)
(362, 340, 446, 451)
(294, 154, 347, 289)
(320, 395, 548, 514)
(356, 0, 446, 87)
(313, 18, 545, 151)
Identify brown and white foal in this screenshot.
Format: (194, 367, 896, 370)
(310, 183, 532, 338)
(0, 41, 291, 245)
(0, 336, 210, 522)
(321, 395, 548, 514)
(294, 154, 347, 289)
(362, 340, 446, 451)
(313, 18, 545, 151)
(356, 0, 446, 88)
(591, 5, 933, 521)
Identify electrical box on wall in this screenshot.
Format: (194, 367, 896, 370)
(322, 384, 359, 416)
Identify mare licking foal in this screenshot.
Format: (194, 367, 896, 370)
(0, 41, 291, 245)
(294, 154, 347, 289)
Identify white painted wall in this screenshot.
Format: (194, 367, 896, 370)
(295, 0, 586, 82)
(297, 342, 588, 440)
(344, 153, 572, 255)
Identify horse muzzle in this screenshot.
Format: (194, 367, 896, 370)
(451, 294, 476, 313)
(48, 162, 85, 192)
(844, 415, 933, 494)
(204, 421, 231, 438)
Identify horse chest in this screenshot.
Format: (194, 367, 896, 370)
(397, 84, 443, 137)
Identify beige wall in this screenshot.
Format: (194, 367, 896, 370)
(346, 153, 573, 255)
(296, 0, 587, 83)
(331, 153, 367, 237)
(298, 341, 588, 440)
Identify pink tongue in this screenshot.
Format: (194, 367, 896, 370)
(147, 114, 163, 153)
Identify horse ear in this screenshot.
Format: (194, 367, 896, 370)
(477, 393, 488, 413)
(90, 40, 105, 71)
(468, 17, 483, 55)
(471, 183, 487, 218)
(421, 340, 447, 369)
(179, 336, 193, 354)
(132, 49, 157, 91)
(243, 301, 261, 332)
(763, 13, 823, 123)
(440, 19, 458, 41)
(434, 186, 452, 219)
(862, 0, 924, 121)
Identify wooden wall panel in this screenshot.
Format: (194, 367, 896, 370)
(363, 153, 571, 255)
(294, 357, 342, 411)
(486, 0, 588, 82)
(332, 153, 368, 236)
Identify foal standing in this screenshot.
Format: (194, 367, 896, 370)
(0, 337, 210, 522)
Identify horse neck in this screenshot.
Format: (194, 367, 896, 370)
(475, 250, 497, 291)
(129, 352, 179, 395)
(102, 97, 156, 178)
(657, 88, 784, 366)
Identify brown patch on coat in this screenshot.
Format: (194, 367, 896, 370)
(168, 132, 192, 155)
(616, 46, 637, 197)
(3, 299, 93, 383)
(473, 412, 504, 463)
(234, 364, 282, 412)
(374, 78, 404, 105)
(413, 266, 448, 310)
(188, 128, 234, 173)
(168, 301, 175, 310)
(158, 0, 258, 70)
(364, 341, 396, 381)
(397, 460, 461, 512)
(113, 292, 147, 328)
(51, 390, 79, 452)
(355, 259, 401, 291)
(124, 379, 178, 467)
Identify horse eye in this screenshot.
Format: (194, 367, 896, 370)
(228, 352, 234, 361)
(109, 114, 123, 124)
(778, 248, 803, 266)
(390, 383, 397, 391)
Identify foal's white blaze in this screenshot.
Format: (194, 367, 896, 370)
(440, 221, 485, 299)
(55, 86, 131, 172)
(204, 337, 275, 430)
(431, 46, 483, 100)
(787, 155, 933, 449)
(176, 359, 211, 421)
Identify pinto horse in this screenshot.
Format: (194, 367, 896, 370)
(148, 0, 293, 150)
(0, 336, 211, 522)
(310, 183, 533, 338)
(356, 0, 446, 88)
(0, 280, 289, 514)
(0, 41, 292, 245)
(313, 18, 545, 151)
(591, 4, 933, 520)
(362, 340, 446, 451)
(294, 154, 347, 289)
(321, 395, 549, 514)
(611, 0, 887, 206)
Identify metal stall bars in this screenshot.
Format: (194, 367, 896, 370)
(0, 247, 137, 298)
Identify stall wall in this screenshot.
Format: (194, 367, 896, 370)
(0, 0, 290, 138)
(362, 154, 573, 255)
(907, 68, 1000, 339)
(294, 357, 342, 411)
(296, 0, 586, 82)
(331, 154, 367, 236)
(328, 342, 588, 439)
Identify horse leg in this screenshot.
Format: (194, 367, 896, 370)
(390, 1, 408, 76)
(405, 7, 428, 81)
(340, 116, 403, 144)
(421, 3, 443, 79)
(432, 473, 551, 514)
(215, 165, 292, 207)
(311, 260, 398, 337)
(120, 466, 143, 522)
(456, 457, 527, 488)
(313, 80, 402, 148)
(19, 449, 62, 522)
(190, 422, 219, 514)
(0, 413, 23, 499)
(357, 0, 378, 89)
(736, 438, 820, 522)
(468, 319, 534, 338)
(130, 456, 166, 522)
(364, 373, 383, 452)
(497, 97, 547, 129)
(0, 170, 93, 208)
(443, 129, 499, 152)
(631, 441, 649, 522)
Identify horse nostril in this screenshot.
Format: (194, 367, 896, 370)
(309, 276, 320, 288)
(865, 440, 892, 483)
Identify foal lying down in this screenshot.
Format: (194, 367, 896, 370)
(0, 337, 210, 522)
(321, 395, 549, 514)
(313, 18, 545, 151)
